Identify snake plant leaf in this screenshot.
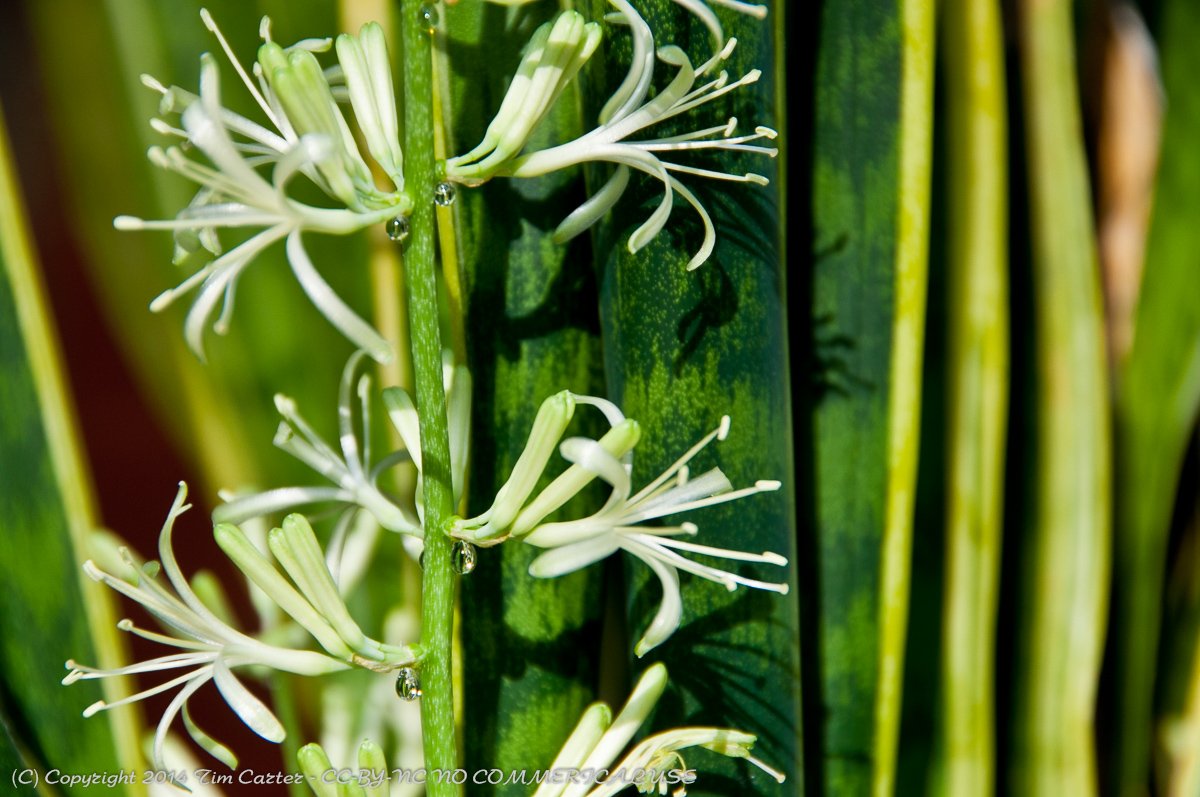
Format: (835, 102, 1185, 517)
(808, 0, 935, 792)
(1107, 0, 1200, 792)
(0, 109, 140, 794)
(1010, 0, 1111, 794)
(448, 3, 608, 788)
(586, 2, 801, 794)
(0, 700, 35, 797)
(925, 1, 1009, 795)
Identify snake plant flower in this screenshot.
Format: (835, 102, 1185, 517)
(116, 11, 410, 362)
(453, 394, 788, 655)
(535, 663, 785, 797)
(64, 484, 356, 771)
(215, 351, 422, 538)
(444, 0, 777, 270)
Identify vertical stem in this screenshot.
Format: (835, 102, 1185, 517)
(930, 0, 1008, 794)
(400, 0, 460, 792)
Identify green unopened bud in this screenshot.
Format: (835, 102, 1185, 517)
(189, 569, 237, 627)
(336, 23, 403, 186)
(511, 417, 641, 536)
(269, 515, 371, 655)
(357, 739, 389, 797)
(298, 743, 340, 797)
(471, 390, 576, 539)
(445, 11, 601, 183)
(214, 523, 353, 659)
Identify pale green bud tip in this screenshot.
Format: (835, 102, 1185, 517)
(357, 738, 387, 771)
(298, 743, 340, 797)
(610, 418, 642, 452)
(213, 522, 250, 554)
(298, 743, 333, 771)
(643, 661, 668, 688)
(282, 512, 315, 538)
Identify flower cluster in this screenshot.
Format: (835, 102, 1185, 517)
(445, 0, 777, 269)
(213, 350, 472, 558)
(453, 391, 788, 656)
(117, 11, 409, 362)
(293, 664, 783, 797)
(85, 0, 791, 786)
(66, 484, 415, 770)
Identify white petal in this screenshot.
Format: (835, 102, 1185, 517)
(669, 176, 716, 270)
(337, 350, 370, 481)
(561, 663, 669, 797)
(212, 485, 349, 525)
(528, 536, 621, 578)
(152, 672, 211, 773)
(599, 0, 656, 125)
(182, 703, 239, 769)
(184, 224, 291, 359)
(552, 166, 630, 244)
(447, 365, 473, 502)
(382, 386, 423, 469)
(558, 437, 631, 498)
(212, 660, 286, 742)
(632, 553, 683, 656)
(286, 230, 393, 363)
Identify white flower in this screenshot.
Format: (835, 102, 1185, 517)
(215, 351, 423, 538)
(64, 484, 360, 771)
(116, 12, 409, 362)
(453, 394, 788, 656)
(535, 663, 785, 797)
(445, 0, 777, 270)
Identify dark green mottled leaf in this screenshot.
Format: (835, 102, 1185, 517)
(588, 2, 801, 795)
(449, 3, 607, 789)
(807, 1, 903, 793)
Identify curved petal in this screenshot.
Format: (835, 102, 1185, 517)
(182, 703, 239, 769)
(152, 670, 211, 771)
(599, 0, 656, 125)
(212, 659, 286, 742)
(212, 485, 350, 526)
(630, 552, 683, 657)
(527, 535, 621, 578)
(558, 437, 631, 498)
(183, 224, 291, 359)
(286, 230, 393, 363)
(552, 166, 630, 244)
